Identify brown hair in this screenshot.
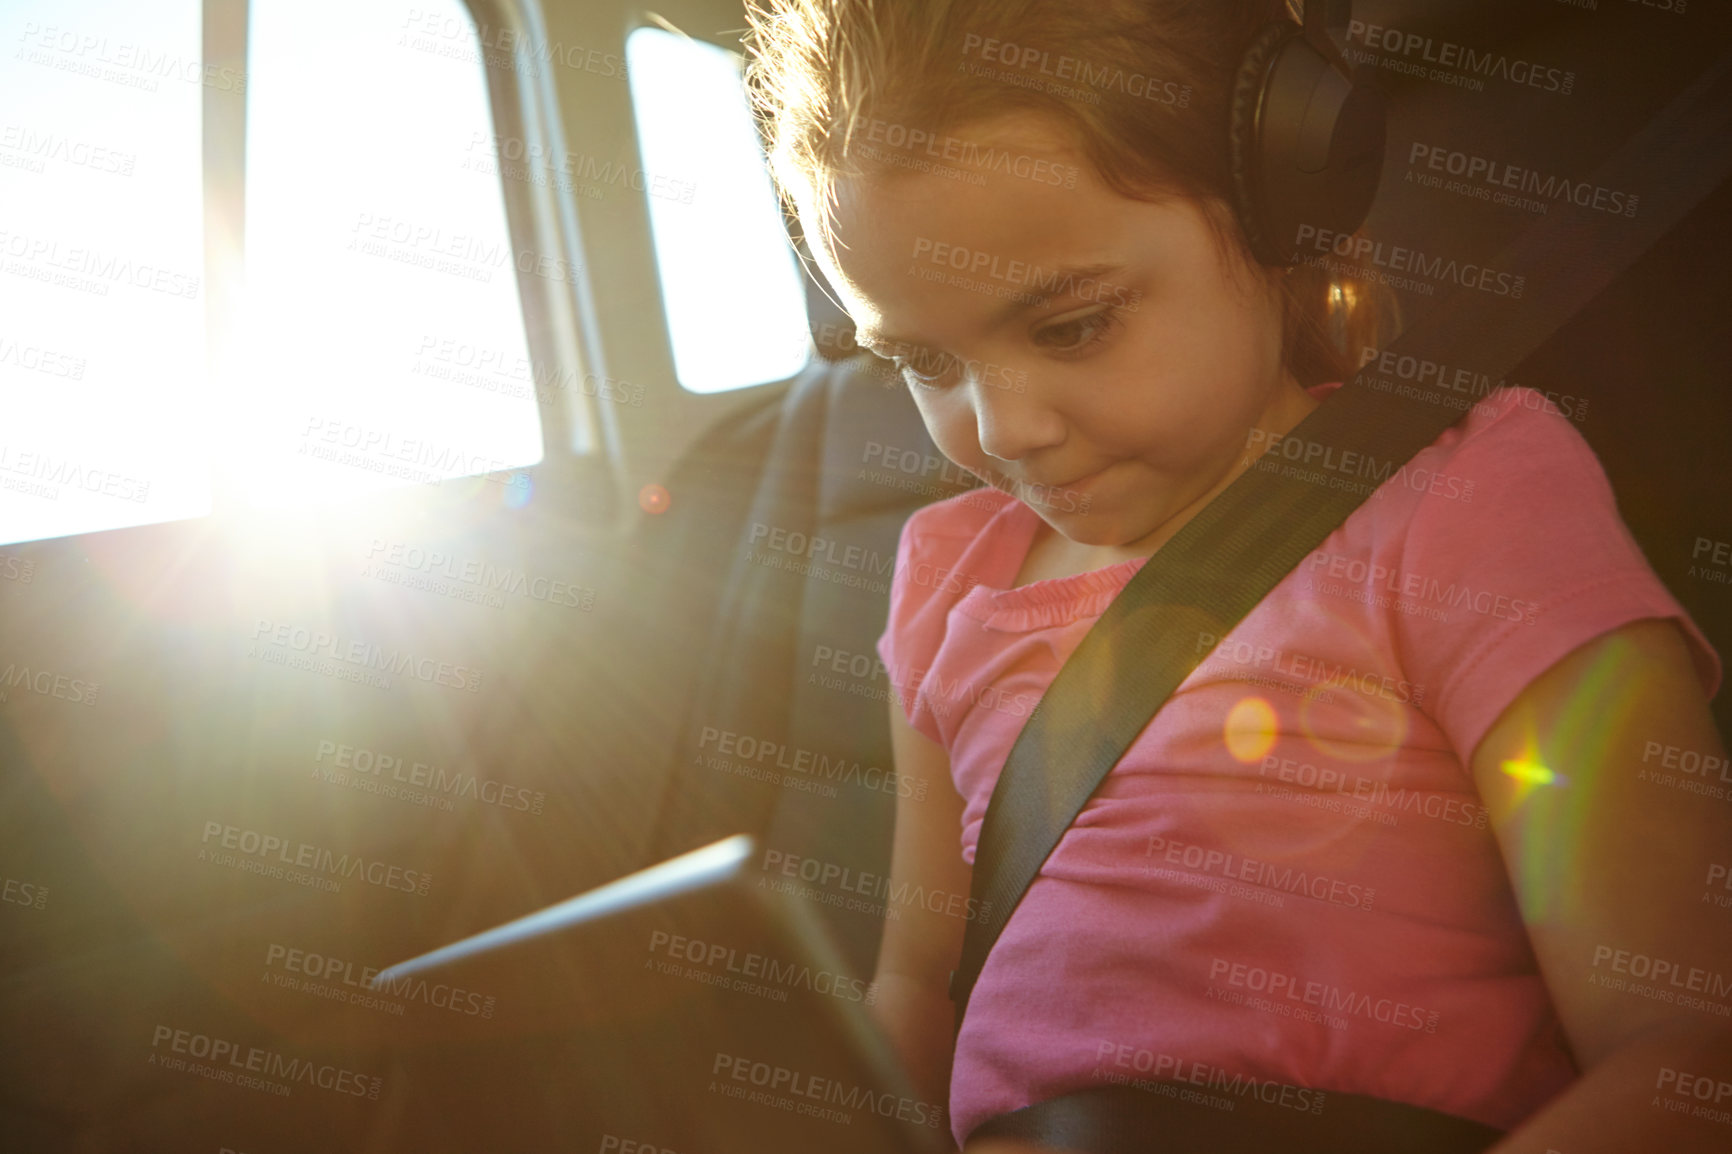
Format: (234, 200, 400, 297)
(743, 0, 1396, 387)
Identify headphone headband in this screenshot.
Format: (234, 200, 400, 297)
(1301, 0, 1353, 70)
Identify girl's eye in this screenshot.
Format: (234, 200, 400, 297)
(890, 346, 956, 390)
(881, 307, 1121, 391)
(1034, 307, 1120, 355)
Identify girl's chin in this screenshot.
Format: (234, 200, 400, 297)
(1032, 499, 1172, 553)
(1039, 521, 1124, 549)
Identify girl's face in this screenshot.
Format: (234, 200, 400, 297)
(798, 113, 1318, 553)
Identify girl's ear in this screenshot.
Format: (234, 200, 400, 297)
(1257, 256, 1298, 322)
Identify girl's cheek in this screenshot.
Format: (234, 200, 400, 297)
(915, 393, 977, 455)
(928, 426, 980, 474)
(936, 429, 988, 479)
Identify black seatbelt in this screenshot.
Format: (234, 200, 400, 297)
(949, 45, 1732, 1035)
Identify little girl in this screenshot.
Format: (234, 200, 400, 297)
(744, 2, 1731, 1151)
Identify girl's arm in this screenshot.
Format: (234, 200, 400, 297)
(874, 696, 974, 1128)
(1470, 617, 1732, 1152)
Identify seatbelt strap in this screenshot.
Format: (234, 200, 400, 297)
(950, 46, 1732, 1035)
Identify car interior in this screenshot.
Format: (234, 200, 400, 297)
(2, 0, 1730, 1150)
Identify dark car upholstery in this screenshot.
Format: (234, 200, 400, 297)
(629, 352, 975, 977)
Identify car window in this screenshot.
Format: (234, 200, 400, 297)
(238, 0, 542, 508)
(626, 26, 812, 394)
(0, 0, 210, 544)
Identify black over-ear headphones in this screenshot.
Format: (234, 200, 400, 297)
(1228, 0, 1387, 267)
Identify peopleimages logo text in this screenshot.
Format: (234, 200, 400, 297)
(959, 33, 1192, 106)
(712, 1052, 945, 1129)
(250, 619, 482, 692)
(910, 238, 1142, 308)
(199, 821, 433, 895)
(149, 1025, 380, 1099)
(1293, 225, 1525, 299)
(1344, 21, 1574, 94)
(1407, 142, 1638, 218)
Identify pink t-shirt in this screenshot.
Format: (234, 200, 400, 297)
(875, 382, 1723, 1148)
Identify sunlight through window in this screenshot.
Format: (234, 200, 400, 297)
(0, 0, 211, 545)
(237, 0, 543, 508)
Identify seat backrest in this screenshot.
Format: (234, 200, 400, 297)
(638, 353, 974, 975)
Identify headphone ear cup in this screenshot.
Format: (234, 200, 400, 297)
(1230, 20, 1387, 268)
(1229, 21, 1305, 268)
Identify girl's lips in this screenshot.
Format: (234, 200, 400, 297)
(982, 463, 1111, 506)
(1000, 464, 1109, 492)
(1053, 463, 1111, 494)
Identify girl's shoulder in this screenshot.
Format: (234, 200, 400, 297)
(1360, 382, 1722, 760)
(1362, 383, 1609, 522)
(1441, 383, 1596, 456)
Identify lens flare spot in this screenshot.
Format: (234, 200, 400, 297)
(1302, 680, 1409, 762)
(1501, 758, 1556, 787)
(1224, 696, 1279, 763)
(1499, 750, 1566, 809)
(640, 483, 671, 515)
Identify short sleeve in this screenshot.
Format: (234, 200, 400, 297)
(866, 495, 1004, 745)
(1391, 388, 1723, 765)
(877, 505, 945, 743)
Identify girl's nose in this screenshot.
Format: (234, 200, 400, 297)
(970, 371, 1064, 463)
